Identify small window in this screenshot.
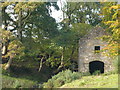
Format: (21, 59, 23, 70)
(94, 46, 100, 53)
(95, 46, 100, 50)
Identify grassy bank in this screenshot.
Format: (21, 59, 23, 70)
(60, 74, 118, 88)
(2, 75, 37, 88)
(2, 69, 118, 88)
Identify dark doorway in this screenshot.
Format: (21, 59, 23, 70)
(89, 61, 104, 74)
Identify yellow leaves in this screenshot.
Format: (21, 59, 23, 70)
(110, 5, 118, 9)
(98, 0, 108, 2)
(110, 21, 118, 28)
(101, 35, 119, 57)
(102, 7, 109, 14)
(102, 43, 118, 57)
(1, 2, 14, 8)
(7, 40, 25, 57)
(112, 10, 118, 19)
(1, 29, 25, 57)
(105, 21, 114, 25)
(0, 29, 14, 43)
(100, 3, 119, 58)
(105, 20, 119, 28)
(104, 20, 119, 43)
(112, 28, 120, 34)
(14, 2, 43, 13)
(101, 35, 111, 41)
(101, 3, 118, 21)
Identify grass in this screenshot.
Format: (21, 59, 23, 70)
(2, 74, 37, 88)
(43, 70, 82, 88)
(1, 60, 53, 88)
(2, 70, 118, 89)
(43, 70, 118, 88)
(60, 74, 118, 88)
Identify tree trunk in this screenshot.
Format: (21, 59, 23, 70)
(4, 55, 14, 71)
(18, 10, 22, 41)
(2, 6, 8, 30)
(0, 31, 2, 66)
(69, 46, 76, 61)
(2, 41, 9, 55)
(2, 44, 6, 55)
(38, 57, 44, 72)
(61, 47, 64, 66)
(57, 46, 65, 71)
(2, 6, 9, 55)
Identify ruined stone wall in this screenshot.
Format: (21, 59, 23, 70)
(78, 26, 114, 73)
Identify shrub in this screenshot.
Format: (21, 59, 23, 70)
(38, 83, 43, 88)
(54, 78, 65, 87)
(2, 69, 14, 76)
(102, 70, 117, 76)
(92, 70, 101, 75)
(44, 80, 54, 88)
(113, 56, 119, 74)
(43, 70, 81, 88)
(13, 80, 21, 88)
(81, 72, 91, 76)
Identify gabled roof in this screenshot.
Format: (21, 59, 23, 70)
(79, 25, 109, 41)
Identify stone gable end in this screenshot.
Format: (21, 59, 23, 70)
(78, 26, 114, 73)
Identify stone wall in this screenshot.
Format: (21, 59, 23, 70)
(78, 26, 114, 73)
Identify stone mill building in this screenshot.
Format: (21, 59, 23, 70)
(78, 26, 114, 74)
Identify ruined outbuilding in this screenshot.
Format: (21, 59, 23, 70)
(78, 26, 114, 74)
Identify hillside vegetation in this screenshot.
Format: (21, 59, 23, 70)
(1, 2, 119, 89)
(2, 75, 37, 88)
(43, 70, 118, 88)
(2, 69, 118, 88)
(61, 74, 118, 88)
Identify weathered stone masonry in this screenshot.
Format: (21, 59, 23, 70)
(78, 26, 114, 73)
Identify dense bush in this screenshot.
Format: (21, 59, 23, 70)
(43, 70, 82, 88)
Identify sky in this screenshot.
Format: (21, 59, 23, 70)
(2, 1, 65, 30)
(51, 0, 119, 22)
(50, 0, 66, 22)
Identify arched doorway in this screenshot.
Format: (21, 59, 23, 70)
(89, 61, 104, 74)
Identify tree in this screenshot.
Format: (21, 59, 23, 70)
(4, 40, 25, 70)
(53, 22, 92, 71)
(1, 2, 13, 55)
(54, 2, 95, 71)
(61, 2, 102, 26)
(1, 29, 25, 70)
(100, 2, 119, 57)
(21, 2, 59, 72)
(1, 2, 60, 72)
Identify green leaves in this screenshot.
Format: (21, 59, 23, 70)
(71, 23, 92, 38)
(1, 29, 25, 58)
(7, 40, 25, 56)
(63, 2, 102, 26)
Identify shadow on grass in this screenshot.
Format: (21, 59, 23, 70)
(2, 65, 52, 83)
